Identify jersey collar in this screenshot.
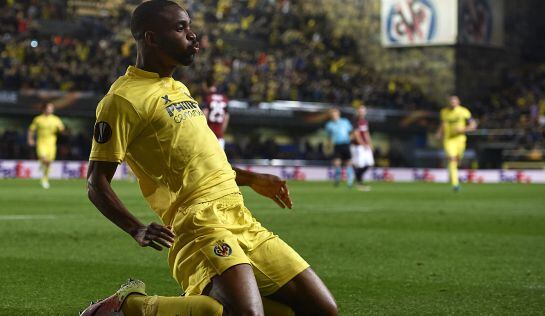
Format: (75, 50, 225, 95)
(126, 66, 161, 79)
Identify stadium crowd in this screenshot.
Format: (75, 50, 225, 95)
(0, 0, 543, 164)
(0, 0, 430, 109)
(475, 64, 545, 159)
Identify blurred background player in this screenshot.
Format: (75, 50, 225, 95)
(350, 104, 374, 191)
(436, 96, 477, 191)
(27, 102, 65, 189)
(325, 108, 355, 187)
(202, 78, 230, 150)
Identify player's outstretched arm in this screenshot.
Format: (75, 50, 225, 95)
(27, 129, 35, 146)
(435, 123, 444, 140)
(466, 118, 477, 132)
(233, 167, 292, 209)
(365, 130, 374, 149)
(222, 112, 230, 132)
(87, 160, 175, 251)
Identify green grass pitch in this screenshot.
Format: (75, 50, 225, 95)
(0, 179, 544, 315)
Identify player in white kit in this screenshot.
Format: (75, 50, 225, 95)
(350, 104, 374, 191)
(202, 82, 229, 150)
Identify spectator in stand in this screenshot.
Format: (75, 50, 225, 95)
(0, 0, 432, 111)
(476, 64, 545, 155)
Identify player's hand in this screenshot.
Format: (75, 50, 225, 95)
(28, 139, 35, 146)
(132, 222, 175, 251)
(250, 174, 293, 209)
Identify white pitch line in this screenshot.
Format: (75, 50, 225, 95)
(0, 215, 57, 220)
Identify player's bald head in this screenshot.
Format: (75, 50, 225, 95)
(130, 0, 184, 41)
(357, 104, 367, 117)
(449, 95, 460, 107)
(42, 102, 54, 114)
(329, 107, 341, 120)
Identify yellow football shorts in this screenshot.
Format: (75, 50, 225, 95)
(36, 143, 56, 161)
(168, 193, 309, 296)
(443, 139, 466, 159)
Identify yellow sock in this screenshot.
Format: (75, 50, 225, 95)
(122, 294, 222, 316)
(448, 160, 459, 187)
(43, 164, 50, 180)
(263, 297, 295, 316)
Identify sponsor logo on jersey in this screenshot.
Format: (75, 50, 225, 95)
(164, 100, 200, 116)
(164, 99, 203, 123)
(447, 116, 465, 124)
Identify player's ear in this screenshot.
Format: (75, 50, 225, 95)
(144, 31, 158, 47)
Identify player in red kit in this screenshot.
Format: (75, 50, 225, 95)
(203, 81, 230, 150)
(350, 104, 374, 191)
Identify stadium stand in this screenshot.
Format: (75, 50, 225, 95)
(0, 0, 430, 108)
(0, 0, 543, 167)
(475, 64, 545, 166)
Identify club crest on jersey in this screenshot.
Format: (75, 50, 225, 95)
(93, 121, 112, 144)
(213, 241, 232, 257)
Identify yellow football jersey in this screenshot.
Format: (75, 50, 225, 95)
(440, 105, 472, 141)
(89, 66, 239, 225)
(29, 114, 64, 147)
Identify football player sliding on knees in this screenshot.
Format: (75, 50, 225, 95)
(81, 1, 337, 316)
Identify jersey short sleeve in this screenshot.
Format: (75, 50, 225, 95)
(463, 107, 472, 120)
(325, 121, 333, 136)
(29, 117, 38, 132)
(440, 109, 446, 122)
(89, 94, 143, 163)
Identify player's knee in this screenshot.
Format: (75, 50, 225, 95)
(321, 299, 339, 316)
(315, 301, 338, 316)
(299, 298, 338, 316)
